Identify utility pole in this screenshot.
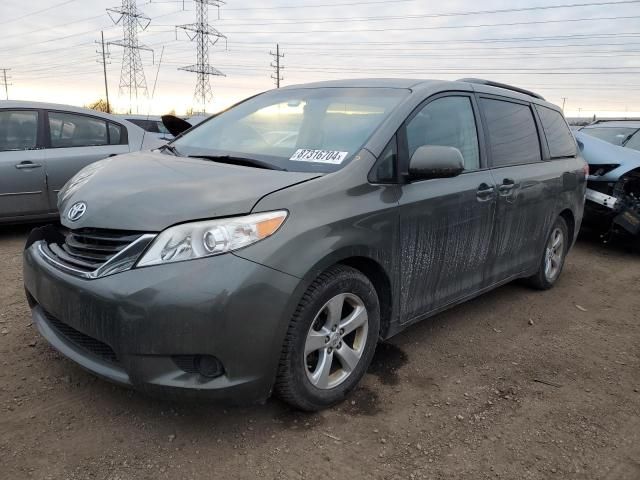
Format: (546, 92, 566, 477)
(561, 97, 567, 112)
(0, 69, 11, 100)
(270, 44, 284, 88)
(177, 0, 227, 114)
(96, 31, 111, 113)
(107, 0, 153, 113)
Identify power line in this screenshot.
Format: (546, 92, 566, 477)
(0, 0, 78, 26)
(177, 0, 227, 113)
(211, 8, 640, 27)
(149, 0, 640, 32)
(0, 14, 107, 43)
(224, 32, 640, 47)
(223, 41, 640, 53)
(221, 0, 640, 11)
(270, 43, 284, 88)
(0, 7, 196, 57)
(14, 57, 97, 74)
(5, 5, 640, 55)
(218, 15, 640, 35)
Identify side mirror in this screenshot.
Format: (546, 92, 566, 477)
(408, 145, 465, 181)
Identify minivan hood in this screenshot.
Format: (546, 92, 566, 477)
(59, 151, 321, 231)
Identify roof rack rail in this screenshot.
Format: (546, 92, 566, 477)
(458, 78, 545, 101)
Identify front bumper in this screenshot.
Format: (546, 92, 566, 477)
(585, 180, 640, 237)
(23, 240, 301, 404)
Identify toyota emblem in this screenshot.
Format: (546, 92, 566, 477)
(67, 202, 87, 222)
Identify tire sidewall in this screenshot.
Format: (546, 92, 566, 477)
(287, 270, 380, 409)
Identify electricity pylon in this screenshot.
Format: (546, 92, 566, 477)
(177, 0, 226, 114)
(107, 0, 153, 112)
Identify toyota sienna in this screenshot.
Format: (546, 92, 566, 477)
(23, 78, 586, 410)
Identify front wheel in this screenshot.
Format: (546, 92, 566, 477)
(527, 216, 569, 290)
(275, 265, 380, 411)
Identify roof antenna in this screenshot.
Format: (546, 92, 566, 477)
(141, 45, 165, 149)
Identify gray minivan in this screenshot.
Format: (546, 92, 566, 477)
(0, 101, 162, 223)
(23, 79, 586, 410)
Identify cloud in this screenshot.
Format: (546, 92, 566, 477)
(1, 0, 639, 115)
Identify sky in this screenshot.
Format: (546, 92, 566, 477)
(1, 0, 639, 116)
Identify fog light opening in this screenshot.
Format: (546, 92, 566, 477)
(172, 354, 225, 379)
(195, 355, 224, 379)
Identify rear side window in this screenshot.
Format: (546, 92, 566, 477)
(49, 112, 108, 148)
(406, 96, 480, 170)
(128, 118, 160, 133)
(480, 98, 541, 167)
(108, 123, 124, 145)
(535, 106, 576, 158)
(0, 110, 38, 151)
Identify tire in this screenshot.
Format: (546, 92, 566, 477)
(527, 216, 570, 290)
(275, 265, 380, 411)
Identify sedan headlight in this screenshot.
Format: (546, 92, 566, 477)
(136, 210, 288, 267)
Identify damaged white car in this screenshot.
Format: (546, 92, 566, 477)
(576, 120, 640, 240)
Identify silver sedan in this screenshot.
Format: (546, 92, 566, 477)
(0, 100, 163, 223)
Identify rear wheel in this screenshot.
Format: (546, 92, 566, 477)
(527, 216, 569, 290)
(276, 265, 380, 411)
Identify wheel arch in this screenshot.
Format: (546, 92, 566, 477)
(338, 256, 394, 340)
(558, 208, 576, 245)
(297, 249, 395, 340)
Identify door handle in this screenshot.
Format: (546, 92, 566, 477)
(498, 178, 518, 195)
(476, 183, 495, 202)
(15, 161, 43, 170)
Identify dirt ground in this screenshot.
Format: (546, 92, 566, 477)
(1, 224, 639, 480)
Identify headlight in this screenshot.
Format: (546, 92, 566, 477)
(589, 164, 620, 177)
(136, 210, 288, 267)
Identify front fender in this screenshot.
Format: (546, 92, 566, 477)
(233, 154, 401, 332)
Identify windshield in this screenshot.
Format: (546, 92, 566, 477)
(581, 126, 639, 146)
(172, 87, 409, 172)
(625, 132, 640, 151)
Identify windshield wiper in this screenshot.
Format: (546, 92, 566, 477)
(159, 144, 182, 156)
(188, 155, 285, 171)
(621, 128, 640, 146)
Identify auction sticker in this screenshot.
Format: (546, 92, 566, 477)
(289, 149, 349, 164)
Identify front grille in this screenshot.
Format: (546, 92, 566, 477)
(42, 308, 119, 364)
(43, 227, 145, 273)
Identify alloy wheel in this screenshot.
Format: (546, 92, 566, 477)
(544, 227, 564, 281)
(304, 293, 369, 389)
